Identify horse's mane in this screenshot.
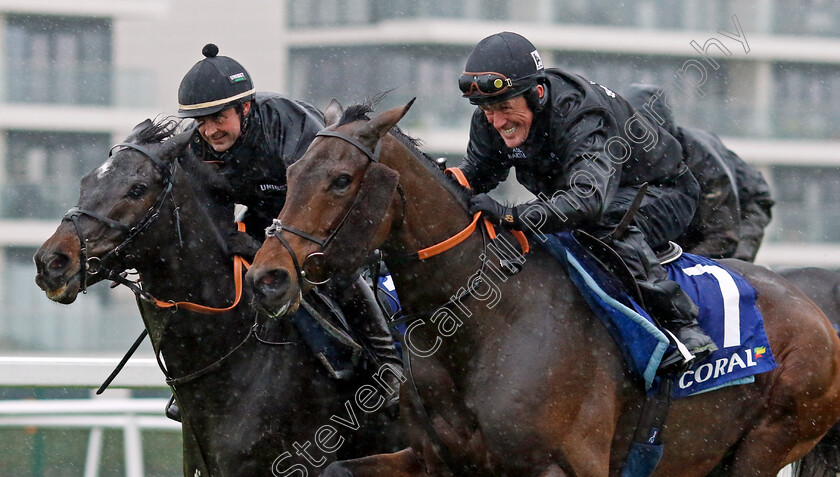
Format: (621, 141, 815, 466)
(133, 116, 232, 200)
(339, 100, 473, 205)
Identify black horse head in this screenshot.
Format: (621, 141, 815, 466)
(35, 117, 232, 303)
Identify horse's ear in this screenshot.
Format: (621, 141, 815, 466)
(357, 98, 415, 150)
(158, 129, 194, 160)
(323, 99, 343, 128)
(125, 119, 153, 143)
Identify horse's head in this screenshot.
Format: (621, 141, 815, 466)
(246, 99, 413, 316)
(34, 118, 204, 303)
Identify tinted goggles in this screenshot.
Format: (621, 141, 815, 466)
(459, 71, 515, 97)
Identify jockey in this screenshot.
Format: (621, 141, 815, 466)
(623, 84, 774, 262)
(458, 32, 717, 367)
(172, 44, 402, 414)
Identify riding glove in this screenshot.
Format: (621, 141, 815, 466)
(226, 230, 262, 261)
(468, 193, 521, 229)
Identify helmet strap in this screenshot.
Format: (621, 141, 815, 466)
(219, 101, 252, 156)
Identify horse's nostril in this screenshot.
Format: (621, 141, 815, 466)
(49, 254, 69, 271)
(260, 272, 276, 287)
(257, 269, 290, 295)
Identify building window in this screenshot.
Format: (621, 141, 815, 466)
(5, 14, 112, 105)
(773, 63, 840, 140)
(289, 46, 474, 129)
(561, 53, 740, 135)
(767, 166, 840, 243)
(2, 131, 110, 219)
(774, 0, 840, 37)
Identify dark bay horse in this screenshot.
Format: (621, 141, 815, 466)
(244, 100, 840, 476)
(33, 119, 401, 476)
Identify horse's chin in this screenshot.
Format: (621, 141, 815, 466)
(43, 276, 81, 304)
(255, 291, 301, 319)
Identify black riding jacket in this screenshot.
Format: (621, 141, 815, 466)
(460, 69, 688, 232)
(676, 126, 774, 260)
(675, 126, 742, 257)
(623, 83, 774, 261)
(188, 92, 324, 234)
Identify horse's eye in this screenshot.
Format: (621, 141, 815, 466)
(331, 174, 352, 191)
(127, 184, 148, 199)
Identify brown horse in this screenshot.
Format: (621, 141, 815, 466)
(244, 100, 840, 476)
(779, 267, 840, 477)
(33, 118, 402, 476)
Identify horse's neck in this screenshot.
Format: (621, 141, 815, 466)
(136, 185, 232, 305)
(129, 181, 253, 362)
(134, 209, 253, 377)
(383, 154, 498, 357)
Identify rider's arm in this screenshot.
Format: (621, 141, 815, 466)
(517, 111, 620, 232)
(687, 167, 740, 258)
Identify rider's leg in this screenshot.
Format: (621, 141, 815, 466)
(335, 275, 404, 405)
(610, 226, 717, 367)
(605, 169, 714, 366)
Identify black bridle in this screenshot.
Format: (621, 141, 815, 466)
(264, 129, 387, 287)
(65, 142, 182, 294)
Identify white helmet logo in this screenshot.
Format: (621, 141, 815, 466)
(530, 50, 544, 71)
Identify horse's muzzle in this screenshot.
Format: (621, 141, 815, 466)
(246, 265, 300, 317)
(34, 248, 82, 304)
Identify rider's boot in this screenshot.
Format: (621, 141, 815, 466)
(340, 276, 404, 408)
(638, 280, 718, 369)
(165, 394, 182, 422)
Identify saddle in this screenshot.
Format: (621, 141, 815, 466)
(572, 229, 682, 311)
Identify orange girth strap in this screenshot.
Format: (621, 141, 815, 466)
(414, 168, 529, 260)
(153, 221, 251, 314)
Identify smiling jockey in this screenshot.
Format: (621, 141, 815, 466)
(623, 83, 774, 262)
(168, 44, 402, 418)
(458, 32, 717, 368)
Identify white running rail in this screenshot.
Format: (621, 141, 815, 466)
(0, 356, 805, 477)
(0, 356, 177, 477)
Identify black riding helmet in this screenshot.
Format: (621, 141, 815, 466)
(459, 31, 545, 107)
(177, 44, 255, 118)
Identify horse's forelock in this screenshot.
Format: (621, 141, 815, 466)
(132, 116, 183, 146)
(338, 103, 374, 126)
(125, 116, 229, 195)
(120, 116, 232, 205)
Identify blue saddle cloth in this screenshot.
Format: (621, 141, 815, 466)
(544, 233, 777, 399)
(376, 274, 407, 357)
(292, 293, 362, 380)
